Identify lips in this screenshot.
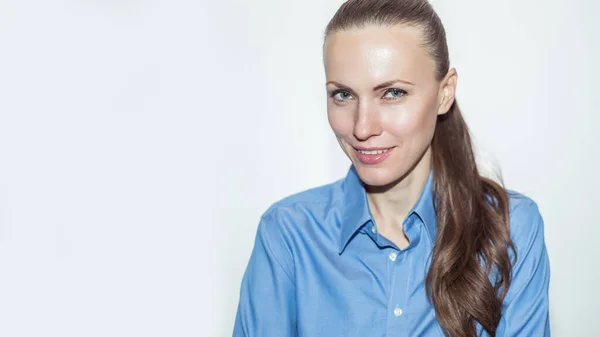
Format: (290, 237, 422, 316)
(353, 146, 394, 165)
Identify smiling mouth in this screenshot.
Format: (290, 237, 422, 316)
(352, 146, 395, 165)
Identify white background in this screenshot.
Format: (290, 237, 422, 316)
(0, 0, 597, 336)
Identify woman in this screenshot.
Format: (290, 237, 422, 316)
(233, 0, 550, 336)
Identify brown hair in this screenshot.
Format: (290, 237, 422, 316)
(324, 1, 515, 336)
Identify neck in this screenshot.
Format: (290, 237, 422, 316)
(365, 146, 432, 230)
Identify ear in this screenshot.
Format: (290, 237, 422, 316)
(437, 68, 458, 115)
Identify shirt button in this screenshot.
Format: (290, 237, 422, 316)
(389, 252, 397, 262)
(394, 307, 403, 317)
(371, 225, 377, 234)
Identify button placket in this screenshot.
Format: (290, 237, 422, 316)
(387, 248, 409, 330)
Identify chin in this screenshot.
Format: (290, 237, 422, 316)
(352, 162, 406, 187)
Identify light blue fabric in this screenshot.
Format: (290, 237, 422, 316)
(233, 165, 550, 336)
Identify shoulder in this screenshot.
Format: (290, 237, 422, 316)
(505, 190, 549, 286)
(506, 190, 546, 251)
(259, 177, 345, 229)
(254, 176, 345, 245)
(502, 190, 551, 306)
(251, 178, 346, 276)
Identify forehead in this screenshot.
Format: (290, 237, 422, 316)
(323, 24, 437, 86)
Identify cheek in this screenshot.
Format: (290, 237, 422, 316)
(383, 98, 437, 139)
(327, 105, 355, 137)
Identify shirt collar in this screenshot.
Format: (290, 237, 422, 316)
(339, 165, 437, 254)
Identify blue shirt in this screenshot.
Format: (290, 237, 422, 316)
(233, 165, 550, 336)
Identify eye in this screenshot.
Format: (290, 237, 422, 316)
(383, 88, 407, 100)
(330, 90, 354, 102)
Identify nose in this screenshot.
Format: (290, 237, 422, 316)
(353, 99, 383, 141)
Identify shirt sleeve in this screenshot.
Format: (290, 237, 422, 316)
(497, 198, 551, 336)
(233, 213, 297, 337)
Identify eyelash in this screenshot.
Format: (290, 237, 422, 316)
(329, 88, 407, 102)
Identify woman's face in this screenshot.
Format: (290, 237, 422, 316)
(324, 24, 456, 187)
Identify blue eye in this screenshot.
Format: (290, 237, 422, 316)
(383, 88, 407, 99)
(331, 90, 353, 101)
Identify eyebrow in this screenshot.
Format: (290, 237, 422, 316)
(325, 79, 415, 91)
